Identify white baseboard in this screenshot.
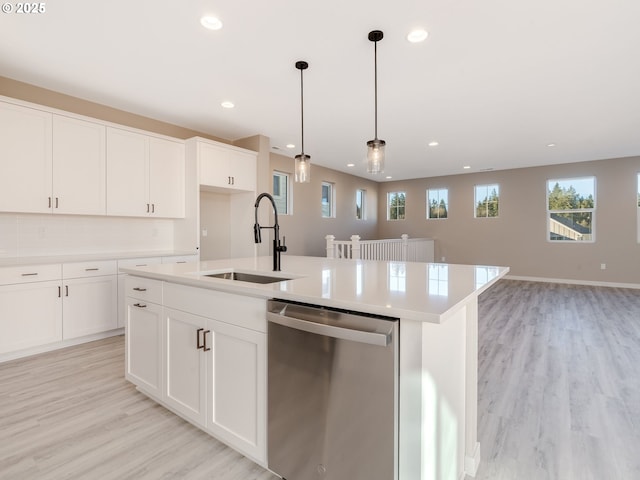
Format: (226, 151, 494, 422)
(0, 328, 124, 364)
(505, 275, 640, 290)
(464, 442, 481, 477)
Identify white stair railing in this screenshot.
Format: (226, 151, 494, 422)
(326, 234, 434, 262)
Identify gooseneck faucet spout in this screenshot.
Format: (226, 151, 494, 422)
(254, 192, 287, 271)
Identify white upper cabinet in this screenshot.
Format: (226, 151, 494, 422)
(0, 102, 53, 214)
(52, 115, 106, 215)
(195, 138, 256, 192)
(106, 127, 185, 218)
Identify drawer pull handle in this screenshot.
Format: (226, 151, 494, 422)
(176, 261, 186, 264)
(135, 264, 147, 267)
(58, 286, 61, 298)
(21, 273, 38, 276)
(65, 285, 69, 297)
(133, 303, 147, 308)
(196, 328, 204, 349)
(203, 330, 211, 352)
(132, 287, 147, 292)
(85, 268, 99, 271)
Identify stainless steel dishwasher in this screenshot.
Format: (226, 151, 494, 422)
(267, 299, 398, 480)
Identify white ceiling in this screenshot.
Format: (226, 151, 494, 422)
(2, 0, 640, 181)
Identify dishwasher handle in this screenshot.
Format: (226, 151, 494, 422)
(267, 311, 391, 347)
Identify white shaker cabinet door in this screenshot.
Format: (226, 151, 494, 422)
(52, 115, 106, 215)
(62, 275, 118, 339)
(0, 280, 62, 354)
(106, 127, 149, 216)
(206, 318, 266, 463)
(163, 308, 208, 427)
(0, 102, 52, 214)
(125, 298, 163, 398)
(149, 137, 185, 218)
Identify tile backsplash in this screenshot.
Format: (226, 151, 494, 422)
(0, 213, 175, 258)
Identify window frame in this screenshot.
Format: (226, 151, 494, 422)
(546, 176, 596, 243)
(426, 187, 449, 220)
(272, 170, 291, 215)
(474, 184, 500, 218)
(356, 189, 366, 220)
(321, 181, 335, 218)
(387, 191, 406, 221)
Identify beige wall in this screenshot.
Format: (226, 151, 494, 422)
(270, 153, 379, 257)
(0, 76, 226, 142)
(377, 156, 640, 284)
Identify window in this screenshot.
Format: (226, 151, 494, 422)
(636, 173, 639, 242)
(547, 177, 595, 242)
(475, 184, 499, 218)
(321, 182, 335, 218)
(356, 189, 366, 220)
(427, 188, 448, 219)
(272, 171, 290, 215)
(387, 192, 406, 220)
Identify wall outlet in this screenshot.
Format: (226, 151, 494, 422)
(202, 228, 208, 237)
(600, 263, 606, 270)
(441, 256, 446, 262)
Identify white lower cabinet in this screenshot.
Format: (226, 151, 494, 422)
(63, 275, 118, 339)
(125, 297, 163, 399)
(148, 283, 267, 465)
(0, 280, 63, 354)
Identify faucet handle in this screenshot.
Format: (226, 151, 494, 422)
(280, 236, 288, 252)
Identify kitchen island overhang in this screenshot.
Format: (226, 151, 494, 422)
(121, 255, 509, 480)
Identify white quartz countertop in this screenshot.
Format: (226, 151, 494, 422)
(121, 255, 509, 323)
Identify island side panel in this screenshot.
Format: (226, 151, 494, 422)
(399, 308, 467, 480)
(464, 297, 481, 476)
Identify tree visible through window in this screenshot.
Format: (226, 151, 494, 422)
(427, 188, 448, 219)
(272, 171, 289, 215)
(387, 192, 406, 220)
(475, 184, 499, 218)
(321, 182, 334, 218)
(547, 177, 595, 242)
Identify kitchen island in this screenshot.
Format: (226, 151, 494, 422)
(121, 255, 508, 480)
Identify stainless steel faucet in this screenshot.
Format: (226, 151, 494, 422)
(254, 193, 287, 271)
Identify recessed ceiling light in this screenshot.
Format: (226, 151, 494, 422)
(407, 29, 429, 43)
(347, 163, 355, 167)
(286, 144, 295, 149)
(201, 16, 223, 30)
(428, 141, 439, 147)
(385, 176, 393, 179)
(547, 143, 556, 147)
(463, 165, 471, 169)
(221, 101, 234, 109)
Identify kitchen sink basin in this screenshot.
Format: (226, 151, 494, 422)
(204, 271, 293, 284)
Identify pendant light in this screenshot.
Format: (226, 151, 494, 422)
(366, 30, 385, 174)
(294, 60, 311, 183)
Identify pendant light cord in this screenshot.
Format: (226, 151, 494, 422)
(374, 39, 378, 140)
(300, 66, 305, 155)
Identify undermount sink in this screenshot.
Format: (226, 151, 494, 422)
(204, 271, 293, 284)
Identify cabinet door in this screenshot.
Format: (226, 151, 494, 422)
(198, 142, 231, 189)
(0, 280, 62, 354)
(62, 275, 118, 339)
(149, 137, 185, 218)
(0, 102, 52, 213)
(125, 298, 162, 398)
(52, 115, 106, 215)
(164, 308, 207, 426)
(206, 318, 266, 463)
(227, 150, 257, 192)
(106, 127, 149, 216)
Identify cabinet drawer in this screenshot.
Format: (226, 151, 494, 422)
(161, 255, 199, 264)
(125, 276, 163, 304)
(164, 282, 266, 332)
(117, 257, 162, 271)
(0, 264, 62, 286)
(63, 260, 117, 279)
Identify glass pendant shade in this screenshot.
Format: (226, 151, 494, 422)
(295, 154, 311, 183)
(367, 139, 385, 174)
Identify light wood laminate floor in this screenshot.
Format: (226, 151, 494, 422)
(1, 280, 638, 479)
(470, 280, 640, 480)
